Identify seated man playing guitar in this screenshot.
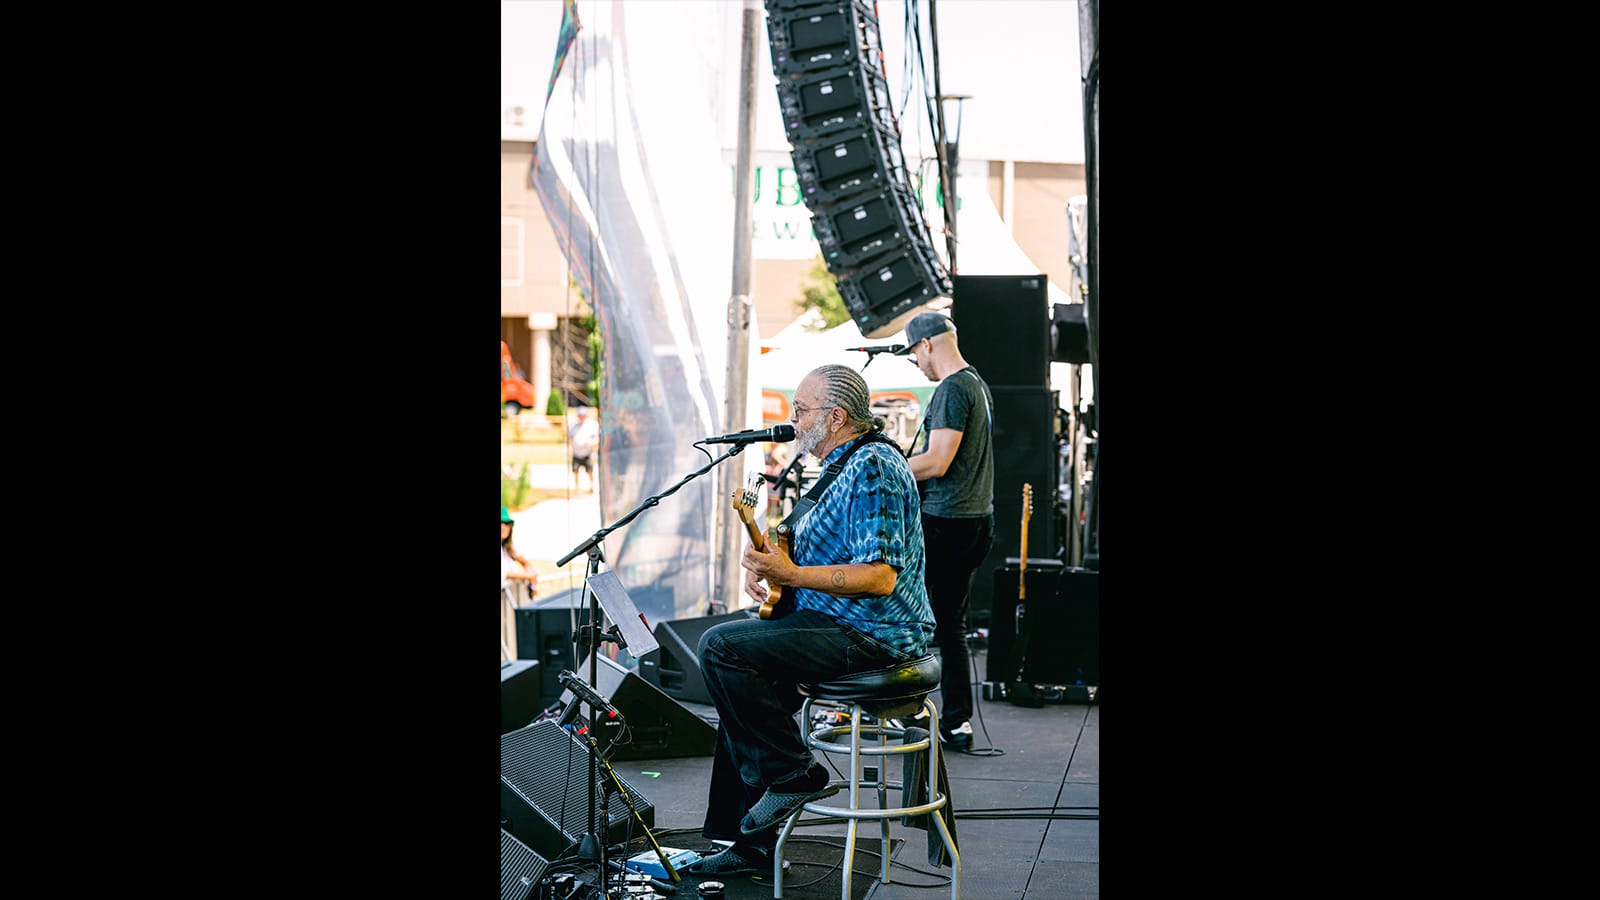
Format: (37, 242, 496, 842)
(687, 364, 934, 877)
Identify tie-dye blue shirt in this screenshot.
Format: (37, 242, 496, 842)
(789, 436, 934, 658)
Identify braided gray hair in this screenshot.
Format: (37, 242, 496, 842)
(809, 364, 885, 433)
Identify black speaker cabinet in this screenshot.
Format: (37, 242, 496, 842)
(501, 828, 551, 900)
(952, 275, 1052, 387)
(565, 654, 716, 760)
(636, 611, 749, 705)
(1052, 302, 1091, 364)
(765, 0, 879, 76)
(834, 244, 950, 338)
(967, 385, 1058, 627)
(501, 719, 656, 860)
(987, 566, 1098, 687)
(501, 659, 544, 735)
(515, 598, 585, 711)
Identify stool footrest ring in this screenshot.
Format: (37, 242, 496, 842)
(802, 794, 948, 820)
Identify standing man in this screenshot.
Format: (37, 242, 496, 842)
(896, 312, 994, 752)
(569, 407, 600, 493)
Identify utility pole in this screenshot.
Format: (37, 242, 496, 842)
(716, 0, 761, 613)
(933, 92, 969, 272)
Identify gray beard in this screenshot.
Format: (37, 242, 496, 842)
(795, 416, 830, 460)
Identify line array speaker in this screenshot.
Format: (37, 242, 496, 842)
(636, 610, 749, 705)
(967, 385, 1059, 627)
(501, 828, 551, 900)
(500, 719, 656, 860)
(951, 275, 1053, 388)
(767, 0, 951, 337)
(766, 0, 880, 77)
(565, 654, 716, 760)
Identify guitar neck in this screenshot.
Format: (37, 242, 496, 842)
(1019, 483, 1032, 599)
(738, 512, 768, 552)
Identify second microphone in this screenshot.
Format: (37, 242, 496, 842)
(699, 424, 795, 445)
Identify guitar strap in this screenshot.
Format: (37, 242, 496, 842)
(778, 429, 898, 546)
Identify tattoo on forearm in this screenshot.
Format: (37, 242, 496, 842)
(831, 569, 846, 587)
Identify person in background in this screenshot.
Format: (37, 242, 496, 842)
(896, 312, 994, 753)
(502, 506, 537, 660)
(686, 364, 933, 876)
(570, 407, 600, 493)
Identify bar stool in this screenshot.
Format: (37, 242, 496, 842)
(772, 654, 959, 900)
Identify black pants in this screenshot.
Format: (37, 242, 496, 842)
(921, 512, 993, 728)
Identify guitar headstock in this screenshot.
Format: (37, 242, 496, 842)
(733, 472, 765, 524)
(1022, 483, 1032, 521)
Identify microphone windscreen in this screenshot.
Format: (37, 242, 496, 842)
(771, 424, 796, 442)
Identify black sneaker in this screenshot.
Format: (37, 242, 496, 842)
(939, 721, 973, 751)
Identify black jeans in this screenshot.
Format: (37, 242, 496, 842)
(921, 512, 994, 728)
(697, 608, 913, 847)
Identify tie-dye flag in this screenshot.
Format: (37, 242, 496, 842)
(544, 0, 581, 109)
(530, 1, 758, 625)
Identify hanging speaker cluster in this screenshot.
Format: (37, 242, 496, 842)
(766, 0, 951, 338)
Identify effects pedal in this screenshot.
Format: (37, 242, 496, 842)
(624, 847, 700, 880)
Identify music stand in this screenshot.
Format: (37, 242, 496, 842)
(584, 570, 659, 659)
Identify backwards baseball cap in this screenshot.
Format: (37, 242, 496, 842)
(893, 312, 956, 354)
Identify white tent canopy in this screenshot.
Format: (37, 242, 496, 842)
(758, 308, 927, 392)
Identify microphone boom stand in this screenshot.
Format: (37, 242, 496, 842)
(554, 439, 755, 897)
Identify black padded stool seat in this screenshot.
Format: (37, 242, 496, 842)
(798, 654, 941, 719)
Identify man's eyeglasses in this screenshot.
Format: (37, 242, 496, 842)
(791, 400, 833, 418)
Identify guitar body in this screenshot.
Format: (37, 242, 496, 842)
(757, 525, 793, 620)
(734, 473, 792, 620)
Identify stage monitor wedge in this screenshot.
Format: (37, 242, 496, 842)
(501, 719, 655, 859)
(565, 654, 716, 760)
(636, 610, 750, 705)
(501, 828, 551, 900)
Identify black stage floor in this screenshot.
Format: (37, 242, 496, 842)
(504, 644, 1099, 900)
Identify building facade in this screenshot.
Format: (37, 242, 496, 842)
(501, 138, 1084, 394)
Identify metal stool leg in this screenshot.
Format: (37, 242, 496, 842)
(778, 689, 959, 900)
(877, 719, 891, 883)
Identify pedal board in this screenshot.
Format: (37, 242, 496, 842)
(623, 847, 700, 880)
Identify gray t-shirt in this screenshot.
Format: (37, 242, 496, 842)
(917, 367, 994, 518)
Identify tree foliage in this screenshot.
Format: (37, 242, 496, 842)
(792, 255, 850, 329)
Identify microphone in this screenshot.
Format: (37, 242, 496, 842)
(558, 669, 622, 720)
(700, 424, 795, 445)
(845, 344, 906, 355)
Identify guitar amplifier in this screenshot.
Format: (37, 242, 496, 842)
(985, 559, 1064, 685)
(986, 562, 1099, 701)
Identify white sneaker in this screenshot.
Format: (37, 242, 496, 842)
(886, 708, 930, 730)
(939, 720, 974, 750)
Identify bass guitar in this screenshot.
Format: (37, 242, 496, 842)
(733, 471, 792, 619)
